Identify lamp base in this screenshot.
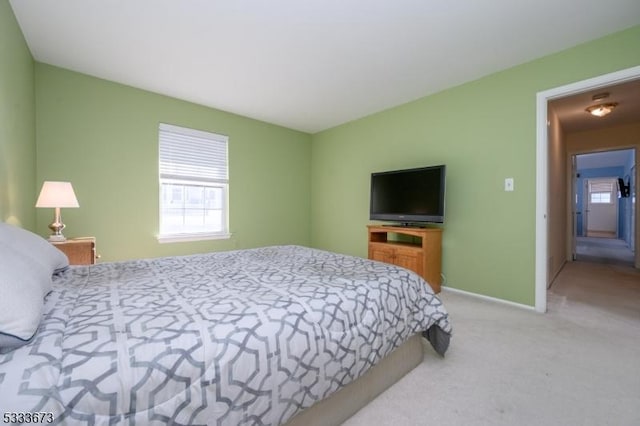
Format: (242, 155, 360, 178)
(47, 208, 67, 242)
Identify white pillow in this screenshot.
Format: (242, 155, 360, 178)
(0, 241, 52, 350)
(0, 222, 69, 274)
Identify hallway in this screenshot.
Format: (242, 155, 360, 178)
(548, 260, 640, 320)
(576, 236, 635, 266)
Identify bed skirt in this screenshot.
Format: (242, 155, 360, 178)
(286, 333, 425, 426)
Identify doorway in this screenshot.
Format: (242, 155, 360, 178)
(572, 149, 636, 267)
(535, 65, 640, 313)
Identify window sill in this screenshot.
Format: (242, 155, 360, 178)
(157, 232, 232, 244)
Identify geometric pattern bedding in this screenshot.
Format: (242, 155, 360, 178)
(0, 245, 451, 425)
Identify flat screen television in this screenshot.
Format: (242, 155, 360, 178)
(369, 165, 446, 224)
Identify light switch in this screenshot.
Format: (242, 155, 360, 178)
(505, 178, 514, 192)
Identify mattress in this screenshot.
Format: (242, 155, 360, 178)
(0, 245, 451, 425)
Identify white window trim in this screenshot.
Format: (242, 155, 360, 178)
(157, 123, 229, 243)
(158, 232, 232, 244)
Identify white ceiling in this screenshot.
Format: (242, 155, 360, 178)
(9, 0, 640, 133)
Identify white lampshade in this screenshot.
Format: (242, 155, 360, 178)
(35, 181, 80, 208)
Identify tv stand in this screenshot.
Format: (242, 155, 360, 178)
(367, 225, 442, 293)
(384, 222, 426, 228)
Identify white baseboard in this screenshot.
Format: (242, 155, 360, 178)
(441, 286, 536, 312)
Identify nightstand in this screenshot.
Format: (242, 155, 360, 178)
(52, 237, 97, 265)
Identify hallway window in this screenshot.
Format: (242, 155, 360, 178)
(589, 181, 614, 204)
(590, 192, 611, 204)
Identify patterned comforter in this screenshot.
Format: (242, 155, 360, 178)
(0, 245, 451, 425)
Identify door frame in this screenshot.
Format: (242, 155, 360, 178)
(571, 155, 577, 260)
(631, 165, 636, 250)
(583, 178, 589, 237)
(535, 65, 640, 313)
(569, 148, 636, 261)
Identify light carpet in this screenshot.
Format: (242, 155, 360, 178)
(576, 236, 635, 266)
(343, 261, 640, 426)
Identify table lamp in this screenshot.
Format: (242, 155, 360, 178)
(35, 181, 80, 242)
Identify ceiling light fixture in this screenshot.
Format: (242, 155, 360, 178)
(585, 102, 618, 117)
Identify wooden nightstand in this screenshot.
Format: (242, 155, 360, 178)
(52, 237, 97, 265)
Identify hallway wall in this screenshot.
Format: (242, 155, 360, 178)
(548, 108, 568, 282)
(621, 153, 635, 245)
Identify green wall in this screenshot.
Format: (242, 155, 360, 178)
(35, 64, 311, 261)
(310, 25, 640, 306)
(8, 9, 640, 305)
(0, 0, 36, 229)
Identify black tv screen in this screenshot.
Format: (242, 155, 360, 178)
(369, 165, 446, 224)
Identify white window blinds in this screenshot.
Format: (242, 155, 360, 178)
(159, 123, 228, 183)
(589, 181, 613, 193)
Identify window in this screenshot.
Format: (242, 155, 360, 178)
(590, 192, 611, 204)
(158, 123, 229, 242)
(589, 181, 613, 205)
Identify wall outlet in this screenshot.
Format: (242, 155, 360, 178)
(505, 177, 514, 192)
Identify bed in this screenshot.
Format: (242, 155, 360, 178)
(0, 224, 451, 426)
